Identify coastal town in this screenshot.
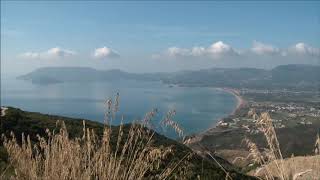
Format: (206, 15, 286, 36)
(215, 88, 320, 134)
(186, 87, 320, 175)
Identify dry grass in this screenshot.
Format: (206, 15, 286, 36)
(161, 110, 184, 138)
(1, 95, 189, 180)
(215, 149, 250, 168)
(6, 93, 317, 179)
(2, 121, 180, 179)
(315, 133, 320, 155)
(250, 155, 320, 180)
(245, 111, 320, 180)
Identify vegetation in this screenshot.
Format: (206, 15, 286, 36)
(197, 123, 319, 159)
(194, 90, 320, 161)
(1, 92, 319, 179)
(0, 107, 254, 179)
(243, 112, 320, 180)
(2, 120, 177, 179)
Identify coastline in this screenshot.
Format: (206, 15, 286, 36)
(185, 87, 246, 144)
(212, 87, 246, 126)
(220, 88, 246, 115)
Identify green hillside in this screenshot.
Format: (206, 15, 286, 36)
(0, 107, 255, 179)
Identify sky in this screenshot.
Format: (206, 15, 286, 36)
(1, 1, 320, 76)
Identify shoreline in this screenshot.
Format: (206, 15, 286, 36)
(185, 87, 246, 144)
(220, 88, 246, 116)
(209, 87, 246, 129)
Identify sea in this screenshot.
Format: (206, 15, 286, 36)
(1, 77, 237, 138)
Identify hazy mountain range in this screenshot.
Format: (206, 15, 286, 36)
(18, 64, 320, 90)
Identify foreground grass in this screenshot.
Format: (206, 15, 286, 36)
(243, 112, 320, 180)
(249, 155, 320, 179)
(0, 107, 254, 179)
(3, 120, 179, 179)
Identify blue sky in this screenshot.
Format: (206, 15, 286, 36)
(1, 1, 320, 75)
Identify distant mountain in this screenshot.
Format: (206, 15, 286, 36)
(18, 64, 320, 90)
(271, 64, 320, 83)
(18, 67, 164, 84)
(162, 64, 320, 90)
(161, 67, 270, 87)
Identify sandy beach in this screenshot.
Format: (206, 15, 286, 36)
(184, 87, 246, 145)
(221, 88, 246, 115)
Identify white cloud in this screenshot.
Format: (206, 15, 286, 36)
(208, 41, 232, 54)
(46, 47, 76, 58)
(166, 47, 191, 57)
(21, 52, 40, 59)
(154, 41, 320, 61)
(251, 41, 280, 55)
(20, 47, 76, 59)
(288, 43, 320, 56)
(93, 47, 119, 59)
(191, 47, 206, 56)
(207, 41, 238, 58)
(157, 41, 238, 59)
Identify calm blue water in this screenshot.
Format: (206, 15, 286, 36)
(1, 77, 237, 138)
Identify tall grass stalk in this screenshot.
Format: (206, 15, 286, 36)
(1, 95, 188, 180)
(246, 111, 319, 180)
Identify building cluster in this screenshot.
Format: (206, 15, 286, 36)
(249, 102, 320, 118)
(239, 88, 315, 95)
(216, 100, 319, 132)
(214, 88, 319, 135)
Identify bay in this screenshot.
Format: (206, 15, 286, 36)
(1, 77, 237, 138)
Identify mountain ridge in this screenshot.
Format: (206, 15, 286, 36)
(18, 64, 320, 90)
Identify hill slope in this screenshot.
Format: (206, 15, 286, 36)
(18, 67, 163, 84)
(0, 107, 255, 179)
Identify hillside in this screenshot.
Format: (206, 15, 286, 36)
(163, 64, 320, 90)
(0, 107, 255, 179)
(248, 155, 320, 179)
(18, 67, 163, 84)
(161, 67, 270, 88)
(18, 64, 320, 90)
